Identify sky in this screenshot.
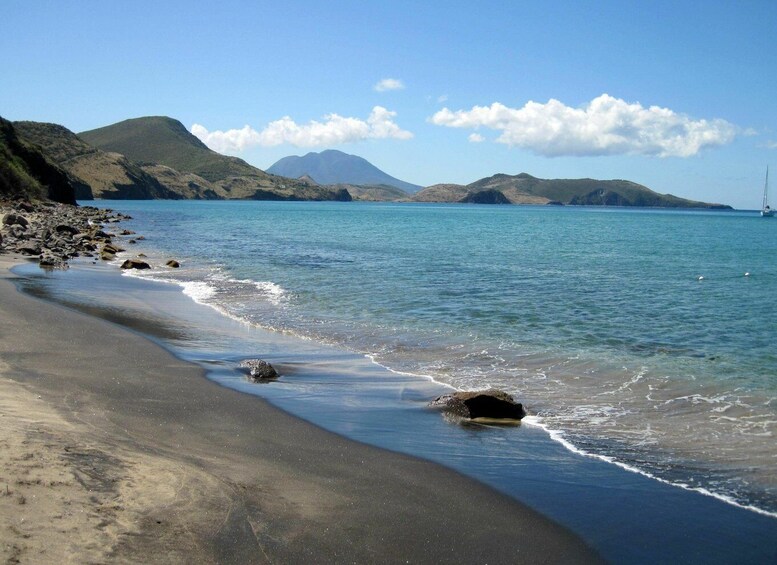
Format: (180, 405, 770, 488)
(2, 0, 776, 209)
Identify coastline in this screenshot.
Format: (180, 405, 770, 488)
(4, 200, 777, 563)
(0, 254, 600, 563)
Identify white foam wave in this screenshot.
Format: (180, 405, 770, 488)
(522, 415, 777, 519)
(364, 353, 458, 390)
(121, 267, 291, 335)
(181, 281, 217, 303)
(253, 281, 286, 304)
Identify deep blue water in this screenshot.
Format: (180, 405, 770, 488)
(94, 200, 777, 516)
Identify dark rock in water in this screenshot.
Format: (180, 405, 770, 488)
(240, 359, 279, 382)
(102, 243, 121, 254)
(120, 259, 151, 270)
(165, 259, 180, 268)
(39, 252, 67, 269)
(429, 389, 526, 421)
(101, 242, 125, 260)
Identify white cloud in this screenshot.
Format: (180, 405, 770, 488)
(430, 94, 738, 157)
(437, 94, 449, 104)
(468, 133, 485, 143)
(191, 106, 413, 152)
(374, 78, 405, 92)
(762, 140, 777, 150)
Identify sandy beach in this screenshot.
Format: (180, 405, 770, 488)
(0, 253, 600, 564)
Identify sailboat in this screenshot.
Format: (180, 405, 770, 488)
(762, 167, 774, 217)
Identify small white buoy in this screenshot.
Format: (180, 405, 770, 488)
(697, 276, 704, 281)
(744, 272, 750, 277)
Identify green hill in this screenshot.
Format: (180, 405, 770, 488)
(413, 173, 731, 209)
(0, 116, 80, 204)
(13, 121, 190, 200)
(79, 116, 349, 200)
(80, 116, 262, 183)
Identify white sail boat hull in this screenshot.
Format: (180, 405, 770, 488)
(761, 167, 773, 217)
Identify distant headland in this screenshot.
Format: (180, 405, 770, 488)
(1, 115, 732, 209)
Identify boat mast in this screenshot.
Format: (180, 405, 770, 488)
(764, 166, 770, 210)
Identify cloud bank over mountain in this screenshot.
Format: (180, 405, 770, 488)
(192, 106, 412, 152)
(430, 94, 737, 157)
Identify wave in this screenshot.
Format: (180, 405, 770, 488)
(522, 415, 777, 519)
(365, 349, 777, 518)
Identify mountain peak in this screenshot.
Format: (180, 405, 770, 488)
(79, 116, 266, 183)
(267, 150, 422, 193)
(80, 116, 211, 158)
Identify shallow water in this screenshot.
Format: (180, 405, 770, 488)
(13, 260, 777, 564)
(94, 200, 777, 516)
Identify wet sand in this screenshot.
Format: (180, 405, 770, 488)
(0, 254, 600, 564)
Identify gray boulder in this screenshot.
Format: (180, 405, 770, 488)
(240, 359, 279, 382)
(429, 389, 526, 421)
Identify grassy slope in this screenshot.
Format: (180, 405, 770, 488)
(79, 116, 348, 200)
(79, 117, 267, 183)
(13, 121, 187, 200)
(0, 117, 79, 204)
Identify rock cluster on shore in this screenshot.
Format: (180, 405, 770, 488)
(0, 199, 130, 268)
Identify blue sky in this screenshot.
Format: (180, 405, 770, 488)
(2, 0, 776, 208)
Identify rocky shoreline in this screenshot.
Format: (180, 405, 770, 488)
(0, 199, 132, 269)
(3, 198, 529, 423)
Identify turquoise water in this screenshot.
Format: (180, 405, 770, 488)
(98, 200, 777, 515)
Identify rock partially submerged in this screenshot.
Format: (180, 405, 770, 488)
(429, 389, 526, 422)
(120, 259, 151, 270)
(240, 359, 279, 382)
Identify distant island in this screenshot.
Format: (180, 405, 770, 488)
(1, 114, 732, 209)
(412, 173, 733, 208)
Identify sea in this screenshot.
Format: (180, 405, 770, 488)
(15, 200, 777, 562)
